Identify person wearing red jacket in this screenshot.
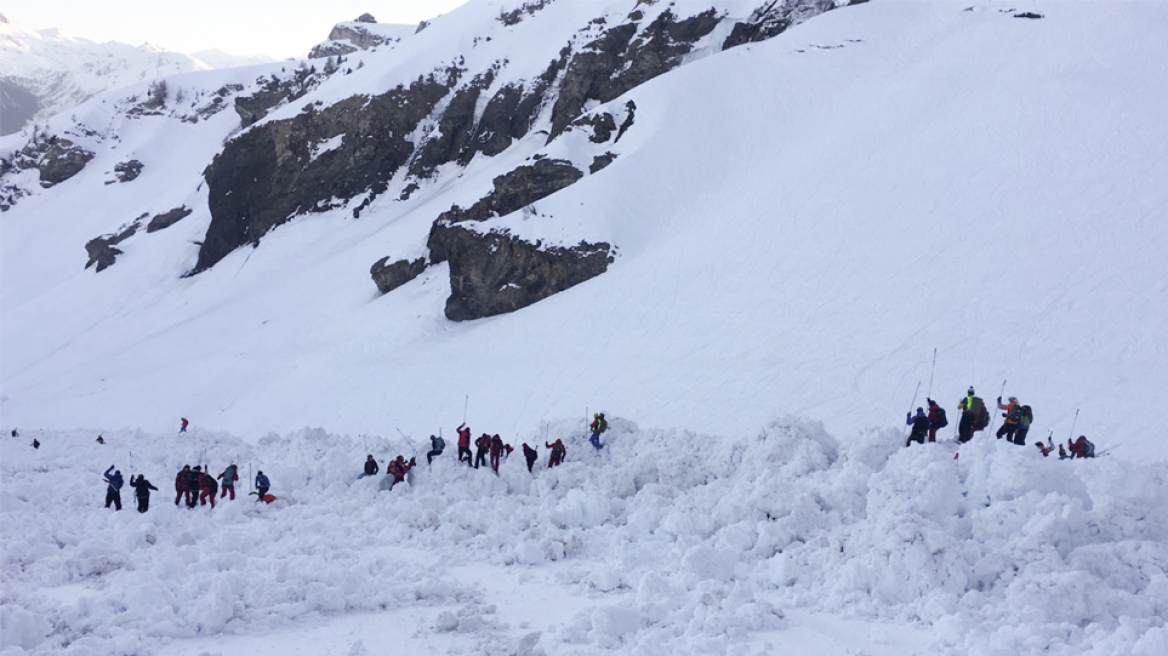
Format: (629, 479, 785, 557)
(175, 465, 193, 506)
(198, 469, 219, 508)
(546, 439, 566, 468)
(1068, 436, 1095, 459)
(474, 434, 491, 469)
(387, 455, 415, 489)
(456, 423, 473, 466)
(489, 434, 512, 472)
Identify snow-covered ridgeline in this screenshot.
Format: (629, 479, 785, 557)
(2, 420, 1165, 654)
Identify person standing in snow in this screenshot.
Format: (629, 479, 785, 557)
(10, 428, 17, 437)
(254, 471, 270, 501)
(957, 387, 986, 443)
(175, 465, 192, 506)
(180, 418, 189, 433)
(185, 466, 202, 508)
(130, 474, 158, 513)
(996, 396, 1021, 442)
(218, 463, 239, 500)
(474, 433, 491, 469)
(103, 465, 124, 511)
(546, 439, 566, 468)
(198, 468, 218, 507)
(489, 434, 507, 472)
(589, 413, 608, 450)
(905, 407, 930, 446)
(31, 439, 40, 449)
(1013, 405, 1033, 446)
(522, 443, 538, 473)
(926, 399, 946, 443)
(426, 434, 445, 465)
(361, 455, 380, 478)
(456, 423, 472, 466)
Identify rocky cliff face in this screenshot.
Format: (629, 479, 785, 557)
(308, 15, 416, 59)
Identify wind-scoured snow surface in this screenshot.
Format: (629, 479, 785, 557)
(2, 423, 1167, 655)
(2, 1, 1168, 653)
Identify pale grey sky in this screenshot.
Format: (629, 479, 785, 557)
(3, 0, 470, 59)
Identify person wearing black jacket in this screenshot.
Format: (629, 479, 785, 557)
(905, 408, 930, 447)
(362, 455, 379, 477)
(103, 466, 124, 511)
(130, 474, 158, 513)
(185, 467, 202, 508)
(474, 434, 491, 469)
(522, 443, 538, 473)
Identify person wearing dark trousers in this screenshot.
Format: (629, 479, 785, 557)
(103, 466, 124, 511)
(427, 434, 445, 465)
(457, 423, 473, 466)
(474, 434, 491, 469)
(130, 475, 158, 513)
(522, 443, 538, 473)
(905, 408, 930, 447)
(255, 471, 270, 501)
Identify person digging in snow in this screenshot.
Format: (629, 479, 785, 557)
(185, 466, 202, 508)
(474, 433, 491, 469)
(387, 455, 415, 490)
(489, 434, 510, 472)
(522, 443, 539, 473)
(427, 434, 445, 465)
(103, 465, 124, 511)
(957, 387, 987, 443)
(255, 470, 271, 501)
(198, 468, 219, 507)
(546, 439, 566, 468)
(1068, 436, 1096, 459)
(456, 423, 472, 466)
(130, 474, 158, 513)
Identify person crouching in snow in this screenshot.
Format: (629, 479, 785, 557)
(388, 456, 415, 490)
(1068, 436, 1095, 459)
(199, 468, 218, 507)
(905, 407, 929, 447)
(103, 465, 124, 511)
(130, 474, 158, 513)
(255, 471, 270, 501)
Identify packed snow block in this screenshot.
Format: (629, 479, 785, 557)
(0, 605, 51, 650)
(370, 257, 428, 294)
(437, 225, 614, 321)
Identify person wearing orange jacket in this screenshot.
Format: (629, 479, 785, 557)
(996, 396, 1021, 442)
(456, 423, 473, 466)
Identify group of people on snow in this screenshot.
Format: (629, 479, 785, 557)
(904, 386, 1098, 459)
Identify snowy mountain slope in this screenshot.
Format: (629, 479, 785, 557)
(0, 14, 271, 136)
(2, 0, 1164, 461)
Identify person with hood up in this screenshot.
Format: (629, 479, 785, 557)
(130, 474, 158, 513)
(489, 434, 507, 472)
(905, 407, 930, 447)
(1068, 436, 1096, 459)
(546, 439, 566, 468)
(175, 465, 193, 507)
(522, 443, 538, 473)
(103, 466, 124, 511)
(926, 398, 947, 443)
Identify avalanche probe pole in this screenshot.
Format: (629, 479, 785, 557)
(927, 348, 937, 398)
(986, 379, 1007, 438)
(396, 428, 418, 455)
(463, 395, 469, 424)
(903, 381, 921, 439)
(1067, 408, 1080, 443)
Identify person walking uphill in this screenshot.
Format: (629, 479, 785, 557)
(905, 408, 930, 446)
(103, 466, 124, 511)
(456, 423, 472, 466)
(589, 413, 608, 450)
(1013, 405, 1034, 445)
(926, 399, 947, 443)
(130, 474, 158, 513)
(957, 387, 987, 444)
(218, 463, 239, 500)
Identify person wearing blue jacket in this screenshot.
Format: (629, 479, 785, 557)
(103, 465, 124, 511)
(255, 471, 270, 501)
(905, 408, 930, 447)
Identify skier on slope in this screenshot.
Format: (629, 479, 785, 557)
(956, 387, 987, 443)
(175, 465, 194, 507)
(456, 423, 473, 465)
(474, 433, 491, 469)
(546, 439, 566, 468)
(926, 398, 947, 443)
(996, 396, 1021, 442)
(589, 413, 608, 450)
(218, 463, 239, 500)
(522, 443, 539, 473)
(130, 474, 158, 513)
(905, 407, 930, 447)
(103, 466, 124, 511)
(426, 434, 445, 465)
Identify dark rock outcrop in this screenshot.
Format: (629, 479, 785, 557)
(370, 257, 428, 294)
(439, 225, 614, 321)
(723, 0, 838, 50)
(146, 206, 191, 233)
(198, 70, 459, 274)
(85, 219, 141, 272)
(38, 139, 95, 187)
(426, 159, 584, 263)
(549, 9, 720, 139)
(234, 68, 322, 128)
(590, 152, 616, 173)
(108, 160, 143, 184)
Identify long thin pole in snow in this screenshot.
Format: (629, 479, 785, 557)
(463, 395, 469, 424)
(903, 381, 921, 438)
(396, 428, 417, 455)
(1067, 408, 1080, 443)
(986, 379, 1007, 437)
(927, 348, 937, 398)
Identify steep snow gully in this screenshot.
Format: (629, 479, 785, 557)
(2, 421, 1166, 655)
